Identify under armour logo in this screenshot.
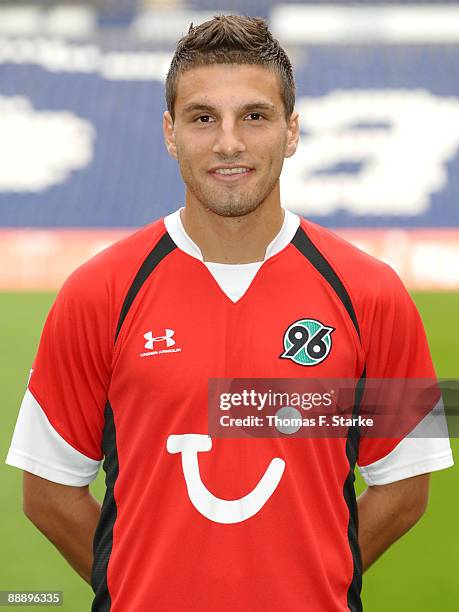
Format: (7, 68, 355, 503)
(144, 329, 175, 350)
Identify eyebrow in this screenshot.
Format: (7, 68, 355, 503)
(182, 101, 278, 115)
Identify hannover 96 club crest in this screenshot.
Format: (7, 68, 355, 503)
(280, 318, 334, 366)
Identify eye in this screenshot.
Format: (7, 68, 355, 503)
(196, 115, 215, 124)
(246, 112, 264, 121)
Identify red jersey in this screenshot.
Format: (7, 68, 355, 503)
(6, 210, 453, 611)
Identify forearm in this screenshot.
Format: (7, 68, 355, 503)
(24, 484, 101, 584)
(357, 487, 413, 571)
(357, 474, 430, 572)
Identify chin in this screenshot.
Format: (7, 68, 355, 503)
(205, 199, 262, 218)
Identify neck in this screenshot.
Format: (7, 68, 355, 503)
(181, 192, 285, 265)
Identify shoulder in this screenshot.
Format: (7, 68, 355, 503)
(69, 217, 166, 284)
(299, 218, 408, 309)
(60, 218, 167, 298)
(298, 220, 430, 374)
(49, 219, 169, 339)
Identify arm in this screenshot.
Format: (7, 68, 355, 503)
(357, 473, 430, 572)
(23, 471, 101, 584)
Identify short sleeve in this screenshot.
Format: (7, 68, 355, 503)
(5, 266, 112, 485)
(356, 265, 453, 483)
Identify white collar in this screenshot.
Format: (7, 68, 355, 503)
(164, 207, 300, 264)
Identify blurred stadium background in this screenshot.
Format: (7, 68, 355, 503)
(1, 0, 458, 610)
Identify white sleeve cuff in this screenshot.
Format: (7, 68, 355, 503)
(5, 388, 102, 486)
(358, 397, 454, 485)
(5, 448, 100, 486)
(358, 445, 454, 485)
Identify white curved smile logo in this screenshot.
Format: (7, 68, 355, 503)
(167, 434, 285, 524)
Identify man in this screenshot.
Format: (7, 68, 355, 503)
(5, 15, 453, 612)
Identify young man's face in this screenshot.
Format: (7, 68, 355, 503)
(163, 63, 299, 217)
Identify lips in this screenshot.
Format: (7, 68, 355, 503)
(208, 167, 255, 182)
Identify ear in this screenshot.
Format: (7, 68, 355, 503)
(284, 111, 300, 159)
(163, 111, 178, 160)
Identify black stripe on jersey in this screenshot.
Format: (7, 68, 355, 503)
(91, 401, 118, 612)
(115, 231, 177, 343)
(344, 370, 366, 612)
(92, 232, 176, 610)
(291, 227, 361, 339)
(291, 226, 364, 611)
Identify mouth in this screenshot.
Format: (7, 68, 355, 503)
(208, 167, 255, 182)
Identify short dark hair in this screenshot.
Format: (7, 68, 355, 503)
(165, 14, 295, 122)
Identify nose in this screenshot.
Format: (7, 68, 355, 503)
(212, 118, 246, 157)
